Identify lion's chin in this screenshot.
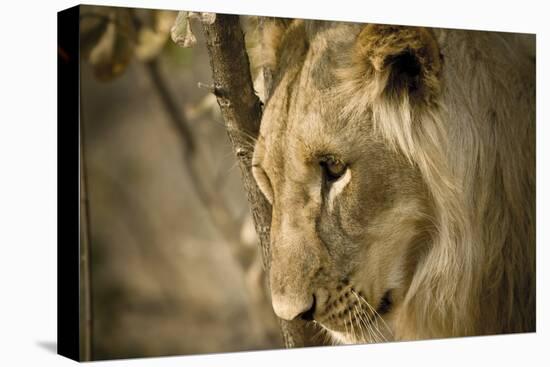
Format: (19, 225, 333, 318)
(315, 321, 363, 345)
(326, 330, 357, 345)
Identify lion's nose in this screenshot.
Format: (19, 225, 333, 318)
(271, 293, 316, 321)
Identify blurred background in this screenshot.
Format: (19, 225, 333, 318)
(78, 5, 282, 360)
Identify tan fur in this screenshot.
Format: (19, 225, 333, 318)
(247, 18, 535, 343)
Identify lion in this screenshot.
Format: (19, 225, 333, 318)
(247, 18, 535, 344)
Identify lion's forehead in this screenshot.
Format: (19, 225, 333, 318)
(259, 39, 359, 167)
(256, 19, 395, 191)
(259, 21, 360, 128)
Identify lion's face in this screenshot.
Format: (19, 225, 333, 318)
(252, 21, 440, 343)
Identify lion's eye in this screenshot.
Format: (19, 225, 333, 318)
(320, 157, 347, 183)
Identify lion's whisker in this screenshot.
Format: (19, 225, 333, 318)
(352, 290, 392, 340)
(362, 306, 385, 343)
(362, 299, 391, 340)
(353, 305, 370, 343)
(348, 311, 356, 343)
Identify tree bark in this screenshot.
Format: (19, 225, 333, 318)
(201, 14, 308, 348)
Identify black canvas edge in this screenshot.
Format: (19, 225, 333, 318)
(57, 4, 81, 362)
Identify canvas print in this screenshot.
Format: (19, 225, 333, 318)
(58, 3, 535, 361)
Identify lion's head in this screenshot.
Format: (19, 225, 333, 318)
(249, 19, 535, 343)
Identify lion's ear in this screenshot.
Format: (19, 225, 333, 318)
(352, 24, 442, 106)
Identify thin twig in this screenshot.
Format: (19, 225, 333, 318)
(145, 58, 242, 246)
(145, 60, 195, 153)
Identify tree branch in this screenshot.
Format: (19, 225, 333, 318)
(200, 14, 308, 348)
(144, 58, 242, 247)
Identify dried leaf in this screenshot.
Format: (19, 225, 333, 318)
(135, 10, 177, 62)
(80, 7, 112, 59)
(199, 12, 216, 25)
(171, 11, 197, 48)
(80, 7, 136, 81)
